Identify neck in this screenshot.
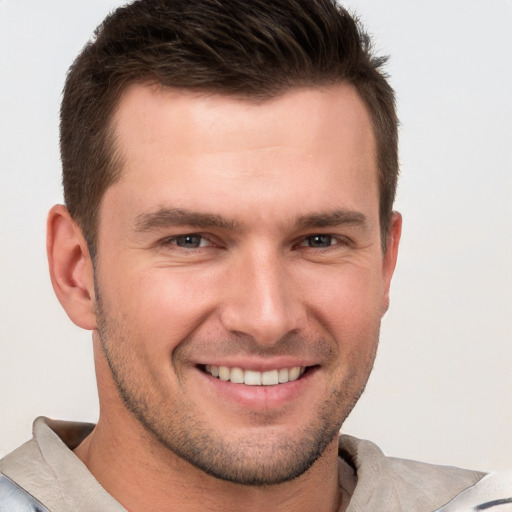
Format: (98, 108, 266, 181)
(78, 335, 355, 511)
(74, 414, 352, 512)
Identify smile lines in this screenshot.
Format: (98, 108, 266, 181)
(203, 365, 306, 386)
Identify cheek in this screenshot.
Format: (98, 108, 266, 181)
(302, 261, 384, 321)
(300, 263, 384, 360)
(116, 268, 220, 350)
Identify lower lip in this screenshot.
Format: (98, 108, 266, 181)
(196, 367, 317, 410)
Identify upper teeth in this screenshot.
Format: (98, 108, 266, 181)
(204, 365, 305, 385)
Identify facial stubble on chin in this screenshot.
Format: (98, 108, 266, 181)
(93, 282, 377, 486)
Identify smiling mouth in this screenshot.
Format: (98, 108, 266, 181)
(200, 365, 311, 386)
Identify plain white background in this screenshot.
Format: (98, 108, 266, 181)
(0, 0, 511, 471)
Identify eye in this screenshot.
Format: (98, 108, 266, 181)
(164, 234, 211, 249)
(300, 234, 337, 248)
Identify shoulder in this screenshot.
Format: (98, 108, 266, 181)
(1, 417, 124, 512)
(339, 434, 486, 512)
(0, 436, 46, 477)
(0, 433, 55, 511)
(0, 417, 94, 509)
(0, 420, 57, 501)
(435, 471, 512, 512)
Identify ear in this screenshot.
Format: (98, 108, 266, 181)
(47, 204, 97, 330)
(380, 211, 402, 314)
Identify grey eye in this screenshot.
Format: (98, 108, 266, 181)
(174, 235, 204, 248)
(305, 235, 333, 248)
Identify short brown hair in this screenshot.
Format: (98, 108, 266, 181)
(61, 0, 398, 256)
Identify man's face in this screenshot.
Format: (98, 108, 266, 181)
(92, 84, 399, 484)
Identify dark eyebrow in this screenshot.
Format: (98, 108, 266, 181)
(294, 210, 369, 230)
(134, 208, 238, 232)
(135, 207, 368, 233)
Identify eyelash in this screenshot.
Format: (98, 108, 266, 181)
(296, 234, 350, 249)
(161, 234, 215, 249)
(160, 233, 352, 251)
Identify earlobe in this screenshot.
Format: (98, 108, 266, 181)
(47, 204, 97, 330)
(381, 211, 402, 314)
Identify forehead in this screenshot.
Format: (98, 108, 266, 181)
(105, 83, 378, 229)
(113, 82, 375, 162)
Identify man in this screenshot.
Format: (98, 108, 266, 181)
(0, 0, 490, 510)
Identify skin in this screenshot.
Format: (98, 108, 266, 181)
(47, 83, 401, 512)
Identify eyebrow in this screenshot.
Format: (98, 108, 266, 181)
(135, 208, 238, 232)
(134, 207, 368, 233)
(294, 210, 369, 231)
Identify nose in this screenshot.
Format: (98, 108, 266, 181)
(219, 247, 305, 346)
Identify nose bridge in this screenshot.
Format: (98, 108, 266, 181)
(220, 244, 303, 344)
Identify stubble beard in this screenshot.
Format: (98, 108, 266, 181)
(94, 285, 376, 486)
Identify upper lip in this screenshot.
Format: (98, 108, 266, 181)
(194, 357, 317, 372)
